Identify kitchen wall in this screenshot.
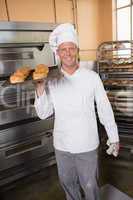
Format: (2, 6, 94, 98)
(0, 0, 8, 21)
(76, 0, 113, 60)
(98, 0, 113, 44)
(76, 0, 99, 60)
(0, 0, 74, 23)
(0, 0, 113, 61)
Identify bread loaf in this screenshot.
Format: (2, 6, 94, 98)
(10, 73, 25, 83)
(33, 64, 49, 80)
(16, 66, 31, 77)
(10, 66, 31, 83)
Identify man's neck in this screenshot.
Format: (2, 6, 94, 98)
(62, 63, 79, 75)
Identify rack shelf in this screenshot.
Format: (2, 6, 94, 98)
(97, 40, 133, 135)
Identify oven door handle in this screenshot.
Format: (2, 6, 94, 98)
(5, 139, 43, 158)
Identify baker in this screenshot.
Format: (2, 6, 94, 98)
(34, 23, 119, 200)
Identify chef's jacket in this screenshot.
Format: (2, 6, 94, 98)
(34, 64, 119, 153)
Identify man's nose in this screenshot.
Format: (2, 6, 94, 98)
(66, 49, 71, 55)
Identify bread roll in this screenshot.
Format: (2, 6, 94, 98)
(16, 66, 31, 76)
(10, 74, 25, 83)
(33, 64, 49, 80)
(10, 66, 31, 84)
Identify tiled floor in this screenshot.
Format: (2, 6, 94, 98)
(0, 163, 133, 200)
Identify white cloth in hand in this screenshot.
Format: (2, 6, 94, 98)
(106, 140, 119, 157)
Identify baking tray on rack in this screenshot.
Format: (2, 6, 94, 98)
(101, 72, 133, 79)
(1, 65, 58, 87)
(104, 84, 133, 90)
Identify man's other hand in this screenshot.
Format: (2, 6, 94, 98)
(106, 140, 120, 157)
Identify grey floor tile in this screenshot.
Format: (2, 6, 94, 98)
(100, 184, 133, 200)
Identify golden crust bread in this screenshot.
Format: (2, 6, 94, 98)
(10, 66, 31, 83)
(33, 64, 49, 80)
(35, 64, 49, 73)
(16, 66, 31, 76)
(32, 72, 47, 80)
(10, 74, 25, 83)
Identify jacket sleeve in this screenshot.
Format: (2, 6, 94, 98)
(94, 73, 119, 143)
(34, 90, 54, 120)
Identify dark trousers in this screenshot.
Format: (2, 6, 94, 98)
(55, 149, 100, 200)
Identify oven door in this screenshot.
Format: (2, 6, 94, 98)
(0, 118, 55, 186)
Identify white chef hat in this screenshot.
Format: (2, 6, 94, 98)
(49, 23, 79, 53)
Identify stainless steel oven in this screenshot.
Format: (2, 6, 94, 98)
(0, 22, 57, 187)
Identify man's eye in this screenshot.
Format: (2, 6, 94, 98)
(60, 49, 65, 52)
(59, 47, 76, 53)
(70, 48, 75, 51)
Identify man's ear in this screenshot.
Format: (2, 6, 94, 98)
(56, 49, 59, 56)
(77, 48, 80, 62)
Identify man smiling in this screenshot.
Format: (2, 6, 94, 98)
(34, 23, 119, 200)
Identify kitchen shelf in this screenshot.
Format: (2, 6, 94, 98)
(97, 40, 133, 135)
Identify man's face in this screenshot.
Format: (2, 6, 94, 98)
(57, 42, 78, 68)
